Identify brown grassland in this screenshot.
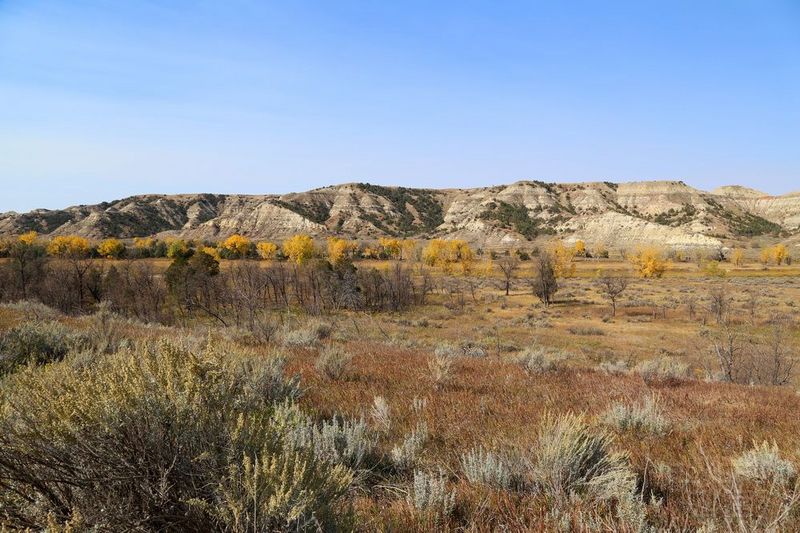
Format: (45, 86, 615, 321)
(1, 253, 799, 531)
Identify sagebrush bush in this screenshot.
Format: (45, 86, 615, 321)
(461, 446, 526, 490)
(0, 320, 84, 375)
(434, 342, 459, 358)
(428, 352, 454, 389)
(0, 341, 351, 531)
(600, 396, 670, 436)
(460, 342, 487, 358)
(599, 359, 630, 375)
(370, 395, 392, 433)
(733, 441, 797, 485)
(392, 422, 429, 471)
(0, 299, 61, 320)
(532, 413, 638, 503)
(315, 344, 353, 380)
(281, 319, 332, 347)
(635, 357, 690, 384)
(275, 401, 375, 473)
(408, 469, 456, 521)
(516, 345, 565, 374)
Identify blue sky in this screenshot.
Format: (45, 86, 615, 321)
(1, 1, 798, 212)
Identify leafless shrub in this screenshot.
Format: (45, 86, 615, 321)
(594, 274, 630, 317)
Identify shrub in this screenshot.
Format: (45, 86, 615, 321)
(0, 341, 350, 530)
(276, 402, 375, 473)
(0, 320, 83, 375)
(428, 352, 454, 389)
(567, 325, 605, 336)
(600, 396, 670, 436)
(370, 395, 392, 433)
(516, 345, 565, 374)
(281, 319, 332, 347)
(315, 345, 353, 380)
(0, 300, 61, 320)
(532, 412, 638, 503)
(599, 359, 630, 375)
(460, 446, 526, 490)
(407, 469, 456, 521)
(391, 422, 429, 471)
(733, 441, 796, 485)
(434, 342, 459, 358)
(635, 357, 690, 384)
(461, 342, 487, 358)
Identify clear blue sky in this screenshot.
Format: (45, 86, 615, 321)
(1, 1, 798, 212)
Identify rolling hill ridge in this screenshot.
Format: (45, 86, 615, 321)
(2, 180, 798, 249)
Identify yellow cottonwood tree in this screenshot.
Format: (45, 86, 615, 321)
(18, 231, 38, 246)
(378, 237, 402, 259)
(574, 240, 586, 257)
(47, 236, 91, 258)
(97, 238, 125, 259)
(327, 237, 358, 265)
(219, 234, 251, 259)
(759, 248, 771, 266)
(283, 234, 316, 265)
(731, 248, 745, 266)
(628, 247, 668, 278)
(256, 241, 278, 260)
(422, 239, 474, 273)
(551, 241, 576, 278)
(772, 244, 789, 265)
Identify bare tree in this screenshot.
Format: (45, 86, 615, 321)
(705, 322, 744, 382)
(530, 252, 558, 307)
(707, 285, 730, 325)
(495, 255, 520, 296)
(744, 289, 759, 325)
(683, 295, 698, 320)
(594, 274, 629, 317)
(758, 314, 795, 385)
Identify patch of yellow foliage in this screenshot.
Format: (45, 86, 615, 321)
(219, 234, 251, 257)
(47, 235, 91, 258)
(97, 239, 125, 259)
(283, 234, 316, 265)
(256, 241, 278, 260)
(628, 247, 669, 278)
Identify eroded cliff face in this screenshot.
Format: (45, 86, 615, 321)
(1, 180, 797, 248)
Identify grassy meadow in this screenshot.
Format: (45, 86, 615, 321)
(1, 251, 799, 531)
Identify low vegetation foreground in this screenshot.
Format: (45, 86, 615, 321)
(0, 230, 799, 531)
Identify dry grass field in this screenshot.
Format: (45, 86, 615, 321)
(1, 254, 799, 531)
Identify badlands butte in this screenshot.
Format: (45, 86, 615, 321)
(2, 180, 799, 250)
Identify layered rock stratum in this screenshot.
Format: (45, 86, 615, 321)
(2, 180, 797, 249)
